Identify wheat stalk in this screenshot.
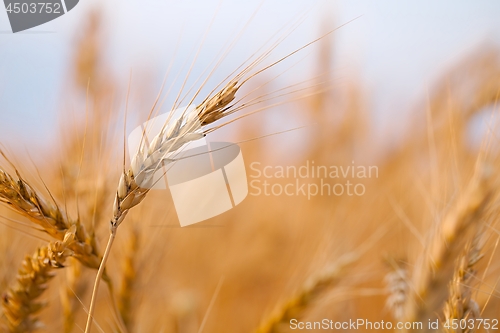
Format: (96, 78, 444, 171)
(1, 226, 77, 332)
(84, 78, 241, 332)
(82, 20, 356, 330)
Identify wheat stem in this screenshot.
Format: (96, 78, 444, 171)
(84, 224, 116, 333)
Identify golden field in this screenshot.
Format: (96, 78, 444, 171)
(1, 6, 500, 333)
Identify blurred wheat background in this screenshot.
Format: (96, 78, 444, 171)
(1, 1, 500, 332)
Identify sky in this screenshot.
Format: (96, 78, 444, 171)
(0, 0, 500, 152)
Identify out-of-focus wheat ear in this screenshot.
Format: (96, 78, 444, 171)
(60, 260, 76, 333)
(117, 228, 140, 331)
(404, 166, 493, 329)
(254, 253, 357, 333)
(443, 232, 484, 333)
(1, 226, 77, 333)
(384, 258, 410, 322)
(169, 290, 199, 333)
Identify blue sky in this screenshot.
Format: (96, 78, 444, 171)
(1, 0, 500, 151)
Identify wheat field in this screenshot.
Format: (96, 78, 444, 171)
(1, 4, 500, 333)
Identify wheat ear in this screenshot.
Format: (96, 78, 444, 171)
(1, 226, 77, 332)
(384, 259, 410, 322)
(254, 253, 357, 333)
(443, 233, 484, 333)
(60, 257, 88, 333)
(404, 168, 492, 329)
(84, 79, 240, 333)
(82, 19, 356, 329)
(0, 167, 101, 270)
